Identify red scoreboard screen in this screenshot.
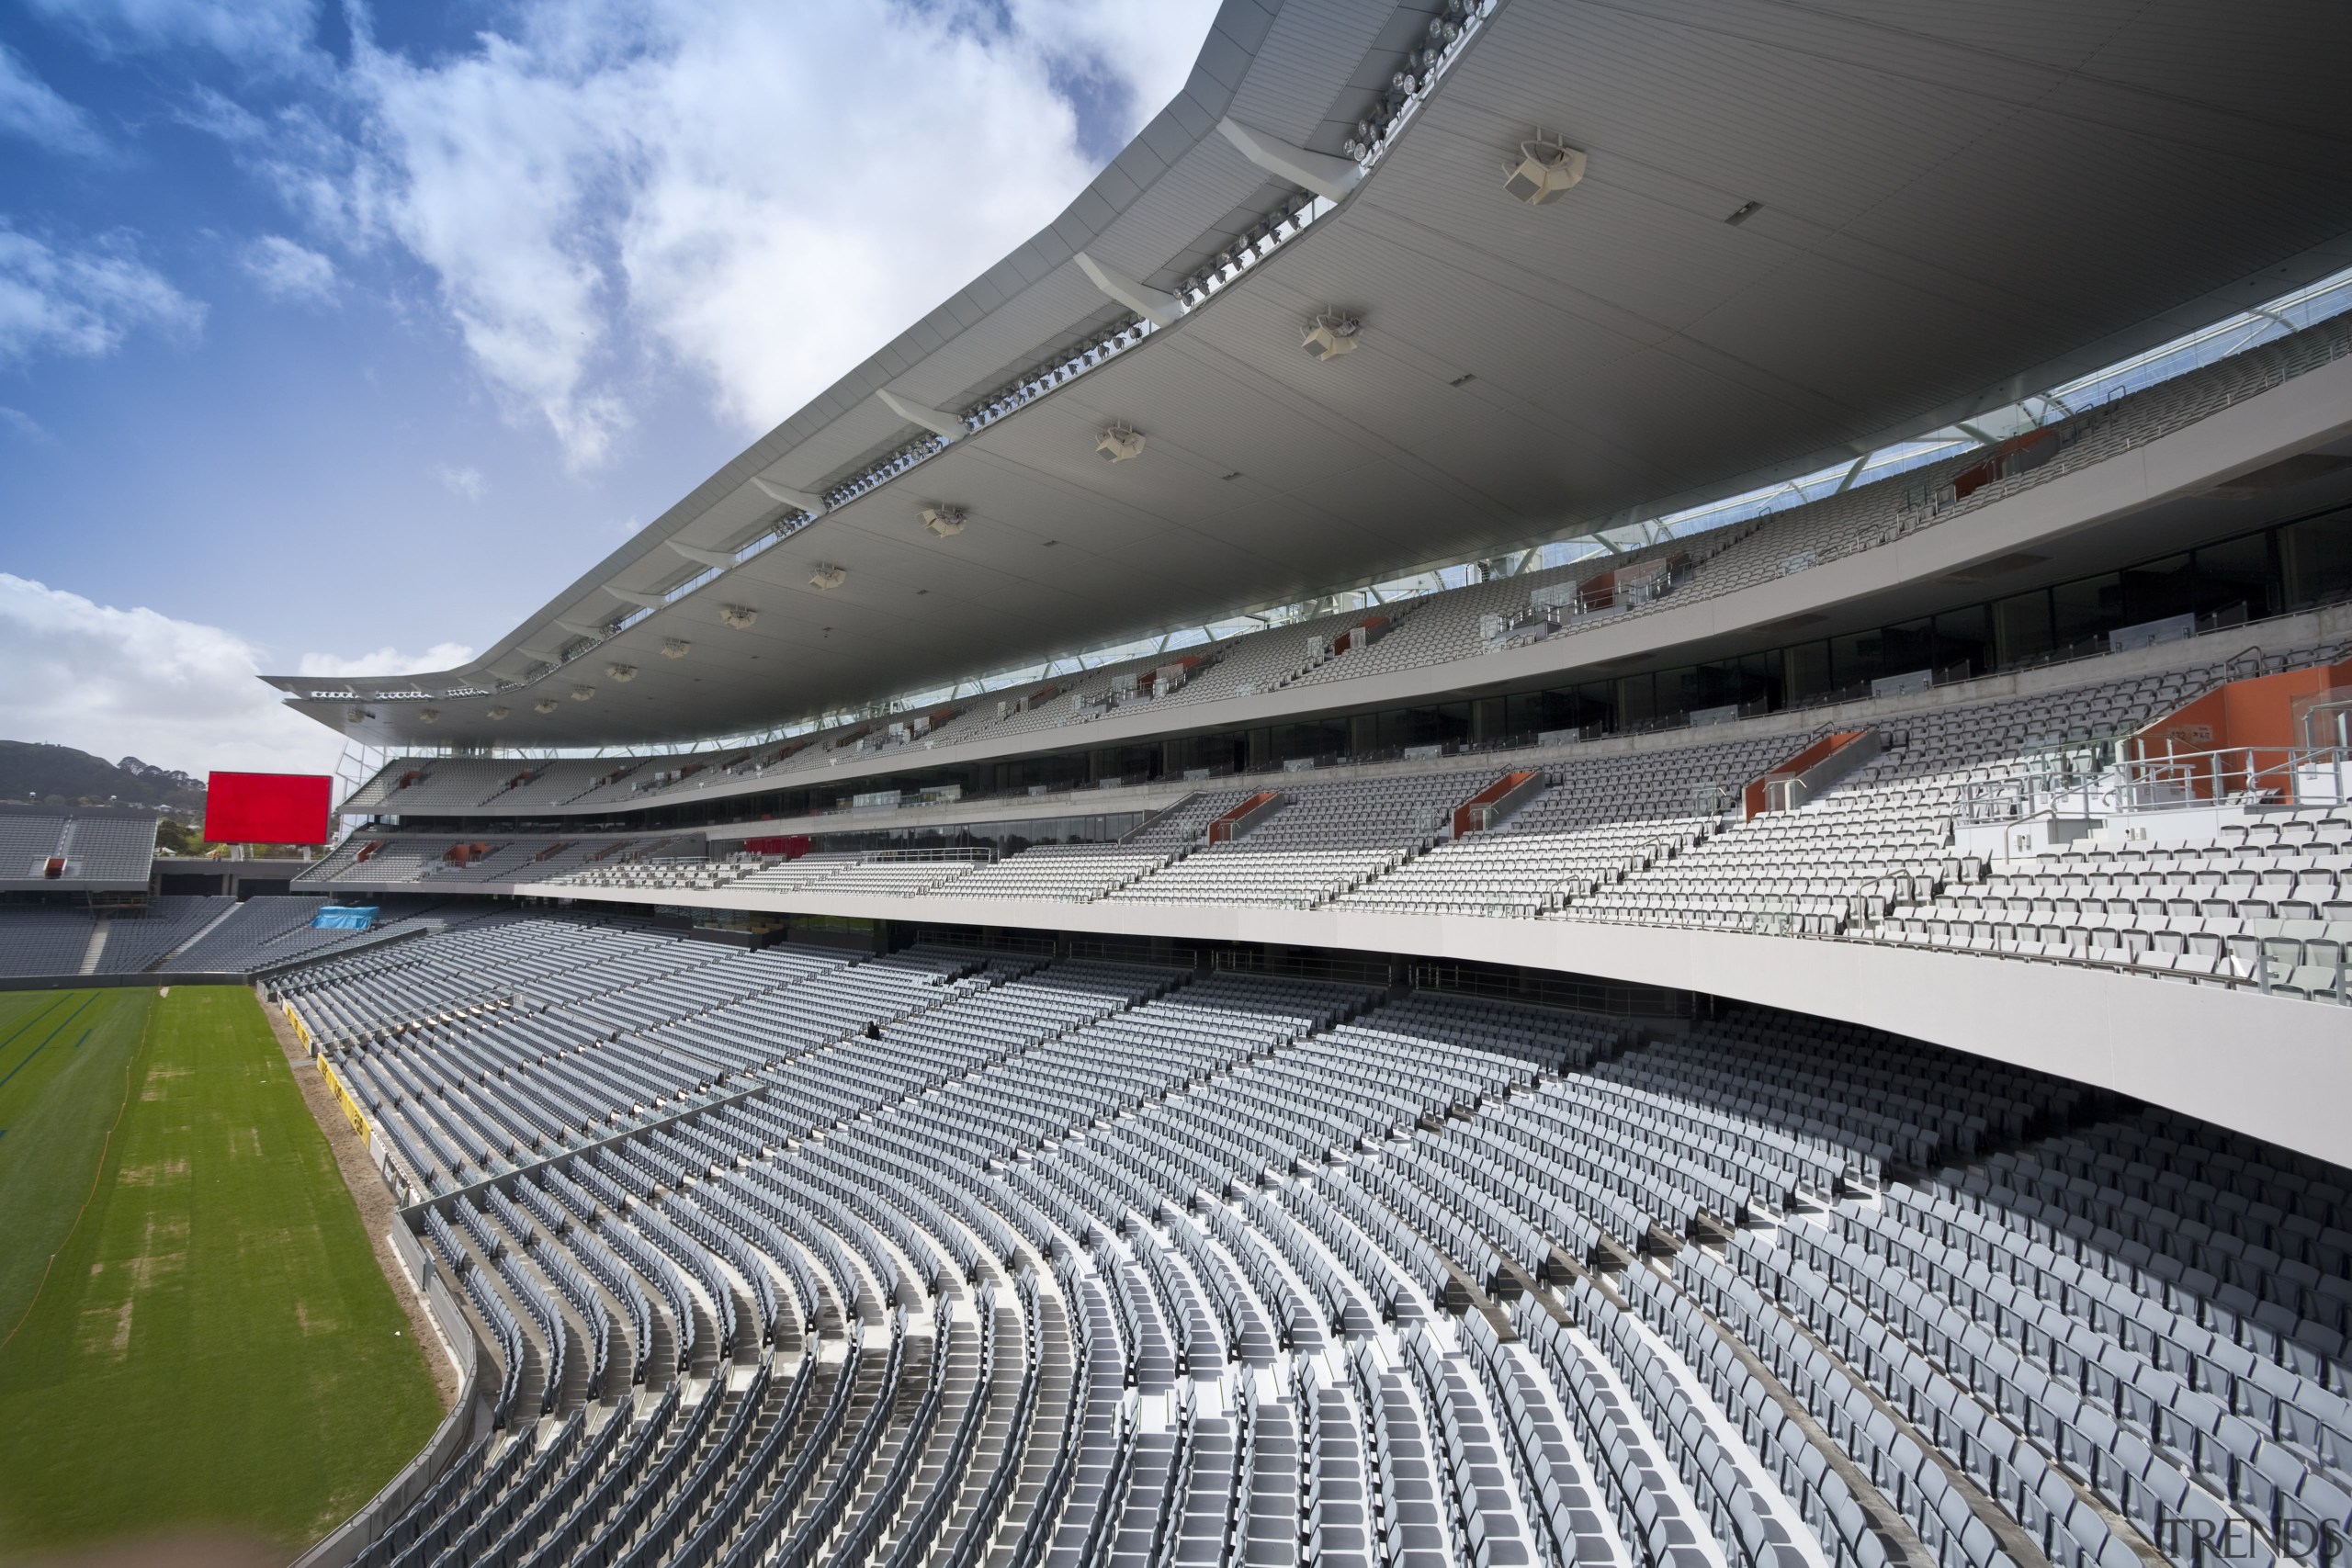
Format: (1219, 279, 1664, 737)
(204, 772, 333, 845)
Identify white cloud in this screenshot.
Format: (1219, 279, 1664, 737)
(321, 0, 1217, 467)
(0, 406, 53, 443)
(295, 642, 476, 679)
(0, 223, 205, 363)
(435, 462, 485, 500)
(240, 232, 335, 302)
(0, 40, 105, 156)
(24, 0, 317, 65)
(0, 573, 339, 776)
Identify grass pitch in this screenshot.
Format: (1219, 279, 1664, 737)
(0, 986, 443, 1559)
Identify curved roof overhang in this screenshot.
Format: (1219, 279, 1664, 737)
(270, 0, 2352, 751)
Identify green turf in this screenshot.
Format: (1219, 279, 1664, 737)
(0, 986, 445, 1559)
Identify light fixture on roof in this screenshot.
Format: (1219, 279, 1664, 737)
(571, 685, 595, 702)
(921, 504, 967, 537)
(1502, 133, 1586, 205)
(1302, 311, 1362, 362)
(1096, 423, 1146, 463)
(417, 708, 439, 725)
(486, 705, 509, 720)
(534, 698, 560, 715)
(605, 662, 638, 682)
(809, 563, 847, 592)
(344, 705, 369, 723)
(718, 604, 757, 628)
(661, 637, 691, 659)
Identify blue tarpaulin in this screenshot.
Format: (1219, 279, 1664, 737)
(313, 905, 379, 931)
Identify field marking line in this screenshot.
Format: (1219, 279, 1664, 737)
(0, 993, 68, 1054)
(0, 997, 153, 1357)
(0, 994, 96, 1091)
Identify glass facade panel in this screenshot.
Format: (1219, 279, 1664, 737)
(2283, 509, 2352, 606)
(2051, 573, 2117, 649)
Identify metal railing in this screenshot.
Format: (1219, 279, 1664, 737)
(1961, 729, 2352, 823)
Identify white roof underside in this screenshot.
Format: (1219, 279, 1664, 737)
(273, 0, 2352, 750)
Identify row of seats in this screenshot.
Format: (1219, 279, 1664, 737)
(0, 809, 157, 884)
(266, 908, 2352, 1568)
(326, 632, 2343, 998)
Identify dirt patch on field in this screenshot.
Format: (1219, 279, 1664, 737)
(114, 1158, 189, 1186)
(125, 1213, 188, 1292)
(256, 988, 459, 1414)
(136, 1068, 187, 1103)
(75, 1297, 131, 1361)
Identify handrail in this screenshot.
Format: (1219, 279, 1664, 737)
(1960, 740, 2351, 822)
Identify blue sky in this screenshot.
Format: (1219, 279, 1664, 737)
(0, 0, 1217, 774)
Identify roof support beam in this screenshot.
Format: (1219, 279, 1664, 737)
(668, 542, 735, 570)
(1073, 252, 1183, 328)
(875, 389, 967, 443)
(752, 476, 828, 514)
(553, 619, 607, 639)
(605, 587, 666, 609)
(1216, 118, 1363, 205)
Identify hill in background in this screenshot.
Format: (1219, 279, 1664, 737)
(0, 741, 206, 816)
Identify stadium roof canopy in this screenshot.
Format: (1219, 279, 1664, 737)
(271, 0, 2352, 751)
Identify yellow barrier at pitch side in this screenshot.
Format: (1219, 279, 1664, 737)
(317, 1056, 368, 1140)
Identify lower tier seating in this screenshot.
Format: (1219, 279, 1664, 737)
(261, 911, 2352, 1568)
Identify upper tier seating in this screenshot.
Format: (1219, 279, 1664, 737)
(1870, 818, 2352, 994)
(932, 843, 1170, 902)
(344, 310, 2352, 816)
(1336, 733, 1793, 917)
(1552, 642, 2352, 1002)
(1107, 771, 1501, 908)
(319, 630, 2352, 1004)
(0, 812, 68, 878)
(55, 815, 159, 881)
(0, 809, 155, 884)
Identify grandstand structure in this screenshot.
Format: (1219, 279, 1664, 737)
(12, 4, 2352, 1567)
(0, 802, 160, 895)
